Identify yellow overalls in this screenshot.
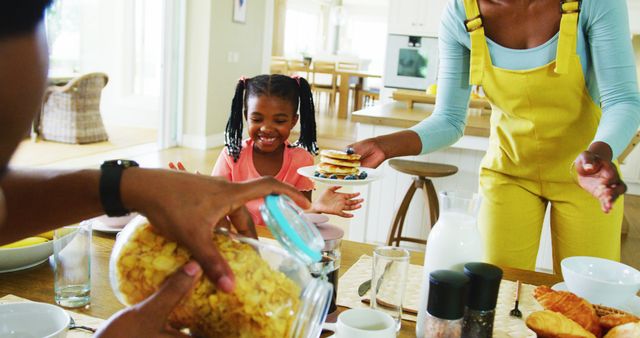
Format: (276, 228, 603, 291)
(463, 0, 623, 273)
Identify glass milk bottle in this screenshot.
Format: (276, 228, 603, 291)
(416, 191, 484, 338)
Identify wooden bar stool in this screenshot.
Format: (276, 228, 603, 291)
(386, 159, 458, 247)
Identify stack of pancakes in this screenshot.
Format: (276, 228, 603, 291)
(317, 150, 361, 178)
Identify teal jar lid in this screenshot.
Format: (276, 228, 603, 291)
(260, 194, 324, 264)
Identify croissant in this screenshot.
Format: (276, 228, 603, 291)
(534, 285, 602, 337)
(599, 314, 640, 332)
(603, 322, 640, 338)
(526, 310, 596, 338)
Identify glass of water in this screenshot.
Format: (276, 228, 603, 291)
(53, 221, 91, 308)
(371, 246, 410, 331)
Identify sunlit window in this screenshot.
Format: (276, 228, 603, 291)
(46, 0, 82, 73)
(284, 8, 322, 58)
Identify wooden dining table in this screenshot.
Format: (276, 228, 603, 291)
(304, 66, 381, 119)
(0, 227, 561, 337)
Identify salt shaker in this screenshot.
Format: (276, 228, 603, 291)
(423, 270, 469, 338)
(461, 262, 503, 338)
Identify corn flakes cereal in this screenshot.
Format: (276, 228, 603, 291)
(113, 222, 301, 338)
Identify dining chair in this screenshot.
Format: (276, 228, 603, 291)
(287, 59, 310, 79)
(270, 56, 288, 75)
(38, 72, 109, 144)
(311, 61, 338, 114)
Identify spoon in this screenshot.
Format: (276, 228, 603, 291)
(510, 280, 522, 318)
(69, 316, 97, 333)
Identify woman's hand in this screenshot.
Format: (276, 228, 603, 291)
(349, 138, 387, 168)
(310, 186, 364, 218)
(121, 169, 310, 293)
(349, 131, 422, 168)
(95, 261, 202, 338)
(574, 149, 626, 213)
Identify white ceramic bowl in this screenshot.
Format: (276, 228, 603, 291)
(0, 240, 53, 273)
(562, 256, 640, 307)
(0, 302, 70, 337)
(0, 228, 78, 273)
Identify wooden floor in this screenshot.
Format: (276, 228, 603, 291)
(9, 115, 640, 270)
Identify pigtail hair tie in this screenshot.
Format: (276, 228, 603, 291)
(290, 75, 301, 86)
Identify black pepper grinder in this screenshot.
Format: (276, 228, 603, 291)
(462, 262, 503, 338)
(424, 270, 469, 338)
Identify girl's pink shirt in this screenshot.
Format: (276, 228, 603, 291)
(212, 139, 315, 225)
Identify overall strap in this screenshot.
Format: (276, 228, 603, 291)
(463, 0, 486, 85)
(555, 0, 580, 74)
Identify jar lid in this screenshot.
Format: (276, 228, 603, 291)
(260, 194, 324, 264)
(464, 262, 503, 311)
(427, 270, 469, 320)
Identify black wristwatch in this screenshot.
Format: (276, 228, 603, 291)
(100, 159, 139, 217)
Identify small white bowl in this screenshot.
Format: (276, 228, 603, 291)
(0, 302, 70, 337)
(562, 256, 640, 307)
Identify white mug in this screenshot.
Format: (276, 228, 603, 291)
(324, 308, 396, 338)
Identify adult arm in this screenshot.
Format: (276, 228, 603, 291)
(574, 0, 640, 212)
(586, 0, 640, 160)
(0, 167, 311, 291)
(351, 1, 471, 167)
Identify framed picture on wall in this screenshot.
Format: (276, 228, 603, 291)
(233, 0, 247, 23)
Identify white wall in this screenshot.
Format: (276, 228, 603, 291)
(180, 0, 273, 149)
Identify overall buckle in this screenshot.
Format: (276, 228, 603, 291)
(464, 14, 483, 32)
(560, 0, 580, 14)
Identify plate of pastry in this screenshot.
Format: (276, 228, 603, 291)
(297, 150, 382, 186)
(527, 285, 640, 338)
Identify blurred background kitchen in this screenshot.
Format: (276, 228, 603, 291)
(12, 0, 640, 274)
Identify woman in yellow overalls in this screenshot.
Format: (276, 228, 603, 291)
(352, 0, 640, 272)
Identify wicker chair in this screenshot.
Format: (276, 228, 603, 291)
(39, 72, 109, 144)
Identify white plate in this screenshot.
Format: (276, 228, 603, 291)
(553, 282, 640, 316)
(89, 213, 137, 233)
(297, 166, 382, 186)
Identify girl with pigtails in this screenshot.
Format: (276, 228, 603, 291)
(212, 74, 364, 225)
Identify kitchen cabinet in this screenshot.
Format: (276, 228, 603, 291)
(387, 0, 447, 37)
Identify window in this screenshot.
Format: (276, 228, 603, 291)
(46, 0, 82, 73)
(284, 8, 322, 58)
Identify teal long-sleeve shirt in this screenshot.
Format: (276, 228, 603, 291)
(410, 0, 640, 159)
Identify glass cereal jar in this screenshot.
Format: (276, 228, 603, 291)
(110, 195, 332, 338)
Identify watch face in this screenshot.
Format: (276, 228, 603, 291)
(102, 160, 140, 168)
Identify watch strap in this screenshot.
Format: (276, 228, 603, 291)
(100, 160, 139, 217)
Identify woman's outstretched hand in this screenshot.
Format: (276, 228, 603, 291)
(574, 150, 626, 213)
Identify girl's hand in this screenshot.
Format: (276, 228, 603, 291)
(349, 138, 387, 168)
(95, 261, 202, 338)
(168, 161, 200, 174)
(574, 150, 626, 213)
(311, 186, 364, 218)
